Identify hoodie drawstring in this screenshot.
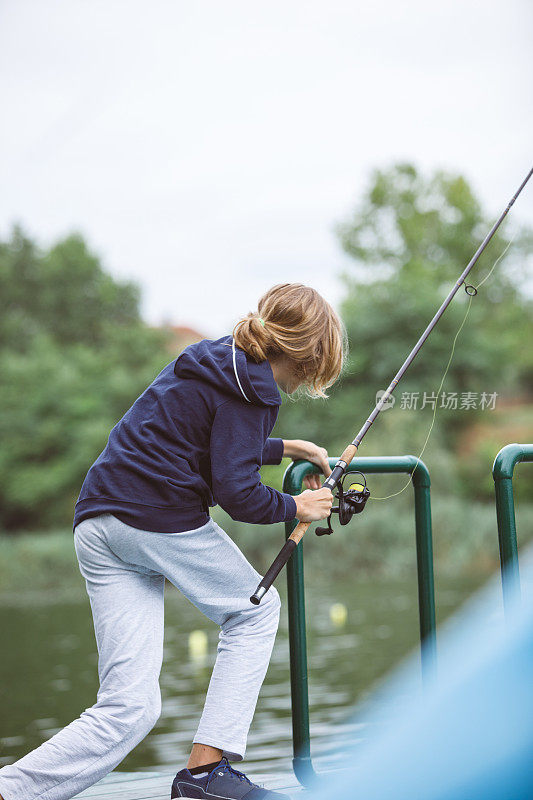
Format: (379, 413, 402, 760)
(232, 338, 251, 403)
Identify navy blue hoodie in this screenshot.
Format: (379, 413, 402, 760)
(73, 335, 298, 533)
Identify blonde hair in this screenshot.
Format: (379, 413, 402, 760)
(232, 283, 348, 399)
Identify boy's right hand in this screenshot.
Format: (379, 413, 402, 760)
(294, 487, 334, 522)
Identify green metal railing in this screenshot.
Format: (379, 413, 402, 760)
(492, 443, 533, 614)
(283, 455, 436, 786)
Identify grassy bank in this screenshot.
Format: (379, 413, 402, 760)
(0, 529, 83, 604)
(1, 498, 531, 603)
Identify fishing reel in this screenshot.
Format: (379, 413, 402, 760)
(315, 471, 370, 536)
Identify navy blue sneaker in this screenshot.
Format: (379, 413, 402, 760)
(171, 756, 291, 800)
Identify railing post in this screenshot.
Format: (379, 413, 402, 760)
(412, 465, 437, 682)
(282, 455, 435, 784)
(492, 443, 533, 613)
(284, 465, 317, 787)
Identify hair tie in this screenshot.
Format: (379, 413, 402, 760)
(258, 317, 266, 327)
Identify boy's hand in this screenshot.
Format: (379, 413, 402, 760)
(283, 439, 330, 489)
(294, 487, 334, 522)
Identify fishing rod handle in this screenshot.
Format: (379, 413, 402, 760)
(249, 522, 311, 604)
(250, 454, 347, 605)
(324, 444, 358, 488)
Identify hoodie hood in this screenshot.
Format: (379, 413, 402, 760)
(174, 334, 282, 407)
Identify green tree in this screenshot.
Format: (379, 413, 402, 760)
(0, 226, 173, 531)
(276, 164, 533, 500)
(0, 225, 141, 351)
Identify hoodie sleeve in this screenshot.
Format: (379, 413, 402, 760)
(262, 437, 284, 465)
(210, 399, 297, 524)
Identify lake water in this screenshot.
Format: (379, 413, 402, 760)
(0, 573, 486, 780)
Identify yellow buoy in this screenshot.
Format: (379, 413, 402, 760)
(189, 629, 208, 660)
(329, 602, 347, 627)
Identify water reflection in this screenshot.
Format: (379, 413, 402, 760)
(0, 575, 481, 777)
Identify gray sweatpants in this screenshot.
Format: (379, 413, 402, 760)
(0, 513, 281, 800)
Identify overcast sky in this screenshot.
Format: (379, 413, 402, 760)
(1, 0, 532, 339)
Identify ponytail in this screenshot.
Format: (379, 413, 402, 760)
(232, 283, 348, 399)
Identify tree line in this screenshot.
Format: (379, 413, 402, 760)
(1, 163, 532, 531)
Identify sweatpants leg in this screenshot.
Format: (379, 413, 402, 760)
(101, 514, 281, 762)
(0, 515, 165, 800)
(0, 512, 281, 800)
(174, 520, 281, 762)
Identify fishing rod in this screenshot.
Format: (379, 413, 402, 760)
(250, 165, 533, 605)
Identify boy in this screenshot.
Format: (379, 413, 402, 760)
(0, 283, 346, 800)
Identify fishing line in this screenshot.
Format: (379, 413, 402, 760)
(370, 230, 518, 502)
(251, 166, 531, 606)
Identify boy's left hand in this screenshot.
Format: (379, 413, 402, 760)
(283, 439, 330, 489)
